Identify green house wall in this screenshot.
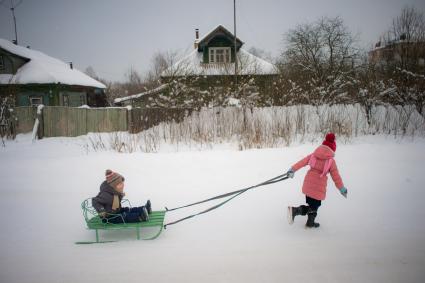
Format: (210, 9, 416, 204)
(1, 84, 106, 107)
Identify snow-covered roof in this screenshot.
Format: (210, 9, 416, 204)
(114, 83, 169, 104)
(161, 48, 278, 77)
(0, 38, 106, 88)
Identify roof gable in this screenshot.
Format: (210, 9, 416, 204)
(0, 38, 105, 88)
(198, 25, 243, 52)
(0, 46, 30, 63)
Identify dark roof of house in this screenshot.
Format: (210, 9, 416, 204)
(197, 25, 243, 52)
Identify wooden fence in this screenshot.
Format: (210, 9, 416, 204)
(14, 106, 191, 137)
(15, 107, 37, 134)
(129, 108, 192, 133)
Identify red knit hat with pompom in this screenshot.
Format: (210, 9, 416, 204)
(322, 133, 336, 152)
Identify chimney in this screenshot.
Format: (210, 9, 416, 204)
(194, 28, 199, 49)
(69, 62, 73, 69)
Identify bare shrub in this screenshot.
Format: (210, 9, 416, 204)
(83, 104, 425, 153)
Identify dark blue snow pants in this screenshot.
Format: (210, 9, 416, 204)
(105, 206, 146, 224)
(306, 196, 321, 212)
(298, 196, 322, 215)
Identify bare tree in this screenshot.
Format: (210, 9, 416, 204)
(124, 67, 145, 94)
(0, 93, 16, 144)
(356, 53, 398, 124)
(382, 6, 425, 73)
(280, 16, 360, 106)
(247, 47, 273, 62)
(378, 6, 425, 115)
(145, 50, 182, 87)
(84, 66, 99, 80)
(391, 6, 425, 42)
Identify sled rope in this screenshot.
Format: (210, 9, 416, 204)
(164, 173, 289, 228)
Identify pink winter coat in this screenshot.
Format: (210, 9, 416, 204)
(292, 145, 344, 201)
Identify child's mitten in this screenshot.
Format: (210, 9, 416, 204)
(287, 168, 295, 178)
(339, 187, 348, 198)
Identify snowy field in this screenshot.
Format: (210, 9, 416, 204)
(1, 134, 425, 283)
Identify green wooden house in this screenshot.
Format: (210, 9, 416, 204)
(116, 25, 279, 107)
(0, 38, 107, 107)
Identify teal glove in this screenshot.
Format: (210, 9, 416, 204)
(339, 187, 348, 198)
(287, 168, 295, 178)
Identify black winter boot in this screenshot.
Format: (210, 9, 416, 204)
(306, 211, 320, 228)
(145, 200, 152, 214)
(139, 206, 149, 222)
(287, 205, 308, 224)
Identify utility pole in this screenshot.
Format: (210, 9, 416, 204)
(233, 0, 238, 95)
(1, 0, 23, 45)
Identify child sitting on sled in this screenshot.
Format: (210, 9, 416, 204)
(92, 169, 152, 223)
(286, 133, 347, 228)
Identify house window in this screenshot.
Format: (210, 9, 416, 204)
(30, 96, 43, 106)
(209, 47, 231, 63)
(0, 55, 4, 70)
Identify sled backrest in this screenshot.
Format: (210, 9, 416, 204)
(81, 198, 99, 224)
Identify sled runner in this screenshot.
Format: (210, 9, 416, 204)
(76, 198, 165, 244)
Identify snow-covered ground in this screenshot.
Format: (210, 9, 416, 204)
(1, 134, 424, 283)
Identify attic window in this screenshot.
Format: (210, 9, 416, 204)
(209, 47, 231, 63)
(0, 55, 4, 70)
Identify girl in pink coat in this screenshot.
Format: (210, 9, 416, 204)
(287, 133, 347, 228)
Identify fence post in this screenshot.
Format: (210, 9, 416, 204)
(127, 107, 133, 133)
(37, 105, 44, 139)
(31, 105, 44, 141)
(9, 108, 17, 139)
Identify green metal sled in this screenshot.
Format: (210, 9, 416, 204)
(76, 198, 166, 244)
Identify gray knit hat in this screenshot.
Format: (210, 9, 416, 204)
(105, 169, 124, 189)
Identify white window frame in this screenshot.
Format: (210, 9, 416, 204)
(30, 96, 43, 106)
(0, 55, 4, 70)
(209, 49, 215, 63)
(209, 47, 231, 63)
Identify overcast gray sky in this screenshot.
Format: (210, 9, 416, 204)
(1, 0, 424, 82)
